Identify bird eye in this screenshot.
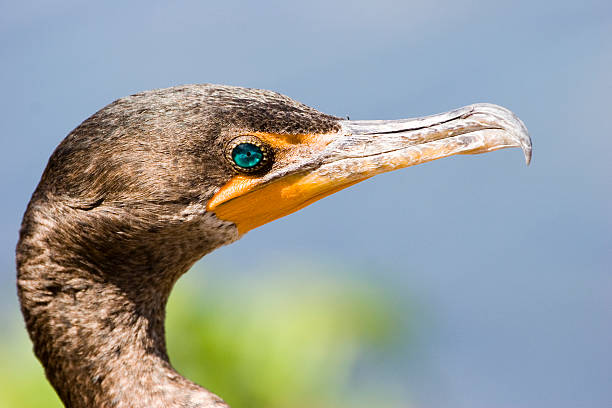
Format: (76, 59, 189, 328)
(233, 143, 263, 168)
(226, 136, 273, 173)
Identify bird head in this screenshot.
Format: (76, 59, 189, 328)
(33, 84, 530, 274)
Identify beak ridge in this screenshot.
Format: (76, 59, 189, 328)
(336, 103, 532, 166)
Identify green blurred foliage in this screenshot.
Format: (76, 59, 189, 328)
(0, 264, 411, 407)
(0, 324, 63, 408)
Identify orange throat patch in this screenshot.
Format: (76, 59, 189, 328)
(206, 173, 368, 235)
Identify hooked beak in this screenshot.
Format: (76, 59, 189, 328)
(324, 103, 531, 179)
(208, 103, 532, 234)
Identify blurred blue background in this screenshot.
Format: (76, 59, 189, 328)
(1, 0, 610, 407)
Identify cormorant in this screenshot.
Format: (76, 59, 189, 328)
(16, 84, 531, 408)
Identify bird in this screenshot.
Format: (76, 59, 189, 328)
(16, 84, 531, 408)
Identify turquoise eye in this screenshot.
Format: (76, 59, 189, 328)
(227, 136, 273, 173)
(232, 143, 263, 168)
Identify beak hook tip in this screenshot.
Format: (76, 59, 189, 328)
(524, 145, 532, 166)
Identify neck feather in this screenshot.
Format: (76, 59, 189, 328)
(16, 199, 236, 408)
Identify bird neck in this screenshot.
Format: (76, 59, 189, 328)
(16, 202, 234, 408)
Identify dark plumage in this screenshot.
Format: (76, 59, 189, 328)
(17, 84, 531, 408)
(18, 84, 340, 407)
